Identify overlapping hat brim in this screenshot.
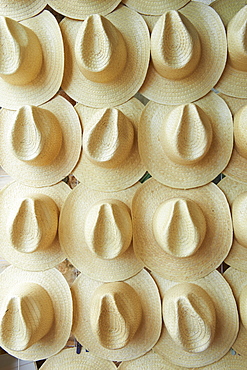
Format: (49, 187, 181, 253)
(139, 92, 233, 189)
(71, 269, 162, 361)
(0, 266, 73, 361)
(40, 348, 117, 369)
(0, 0, 47, 21)
(140, 2, 227, 105)
(151, 270, 239, 368)
(121, 0, 190, 15)
(211, 0, 247, 27)
(0, 95, 82, 187)
(60, 5, 150, 108)
(0, 181, 70, 271)
(0, 11, 63, 110)
(47, 0, 121, 19)
(224, 267, 247, 356)
(132, 178, 232, 281)
(197, 351, 247, 369)
(73, 98, 146, 192)
(59, 182, 144, 282)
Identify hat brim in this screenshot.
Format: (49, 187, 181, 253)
(152, 270, 239, 368)
(60, 5, 150, 108)
(73, 98, 146, 192)
(59, 182, 144, 282)
(211, 0, 247, 26)
(0, 0, 47, 20)
(138, 91, 233, 189)
(0, 266, 73, 361)
(71, 269, 162, 361)
(0, 181, 70, 271)
(121, 0, 190, 15)
(140, 2, 227, 105)
(0, 95, 82, 187)
(0, 11, 64, 110)
(132, 178, 232, 281)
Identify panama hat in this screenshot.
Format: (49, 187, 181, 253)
(121, 0, 190, 15)
(0, 0, 47, 21)
(224, 267, 247, 356)
(40, 348, 117, 369)
(71, 269, 162, 361)
(132, 178, 232, 282)
(73, 98, 146, 192)
(0, 95, 81, 187)
(60, 5, 150, 108)
(0, 180, 70, 271)
(139, 91, 233, 189)
(0, 10, 64, 110)
(218, 93, 247, 115)
(140, 2, 227, 105)
(211, 0, 247, 27)
(0, 266, 73, 361)
(151, 270, 239, 368)
(59, 182, 144, 282)
(47, 0, 121, 20)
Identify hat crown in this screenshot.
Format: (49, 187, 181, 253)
(153, 197, 206, 258)
(227, 6, 247, 72)
(83, 108, 134, 168)
(0, 16, 42, 85)
(6, 194, 58, 253)
(151, 10, 201, 80)
(233, 105, 247, 159)
(9, 105, 63, 166)
(161, 104, 213, 165)
(0, 282, 54, 351)
(163, 283, 216, 353)
(75, 14, 127, 83)
(90, 281, 142, 349)
(84, 199, 132, 260)
(232, 191, 247, 248)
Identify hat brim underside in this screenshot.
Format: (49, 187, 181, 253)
(140, 2, 227, 105)
(121, 0, 190, 15)
(132, 179, 232, 281)
(60, 5, 150, 108)
(0, 11, 64, 110)
(0, 0, 47, 21)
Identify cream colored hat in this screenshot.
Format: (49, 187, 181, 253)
(60, 5, 150, 108)
(132, 178, 232, 282)
(211, 0, 247, 27)
(0, 266, 73, 361)
(71, 269, 162, 361)
(139, 91, 233, 189)
(73, 98, 146, 192)
(0, 95, 81, 187)
(47, 0, 121, 20)
(0, 11, 64, 109)
(0, 0, 47, 20)
(59, 182, 144, 282)
(214, 5, 247, 98)
(140, 2, 227, 105)
(224, 267, 247, 357)
(121, 0, 190, 15)
(40, 348, 117, 369)
(0, 180, 70, 271)
(218, 176, 247, 272)
(151, 270, 239, 368)
(218, 93, 247, 115)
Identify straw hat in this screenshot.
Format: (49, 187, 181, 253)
(59, 182, 144, 282)
(121, 0, 190, 15)
(0, 95, 81, 187)
(73, 98, 146, 192)
(0, 180, 70, 271)
(0, 10, 64, 109)
(151, 270, 239, 368)
(211, 0, 247, 27)
(47, 0, 121, 20)
(0, 266, 73, 361)
(60, 5, 150, 108)
(0, 0, 47, 21)
(140, 2, 227, 105)
(218, 93, 247, 115)
(40, 348, 117, 369)
(139, 91, 233, 189)
(214, 5, 247, 98)
(224, 267, 247, 356)
(71, 269, 162, 361)
(132, 178, 232, 282)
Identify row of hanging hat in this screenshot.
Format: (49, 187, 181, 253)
(1, 0, 247, 369)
